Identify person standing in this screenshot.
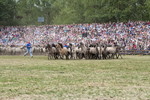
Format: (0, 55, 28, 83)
(24, 42, 33, 58)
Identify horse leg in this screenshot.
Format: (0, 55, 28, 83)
(102, 54, 106, 59)
(66, 55, 69, 60)
(51, 53, 54, 59)
(74, 53, 77, 59)
(67, 51, 70, 60)
(56, 53, 59, 59)
(48, 53, 50, 60)
(111, 54, 115, 59)
(118, 53, 123, 59)
(115, 53, 119, 59)
(53, 53, 56, 59)
(83, 53, 86, 59)
(79, 53, 82, 59)
(60, 54, 63, 59)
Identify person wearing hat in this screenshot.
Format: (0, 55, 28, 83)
(24, 42, 33, 58)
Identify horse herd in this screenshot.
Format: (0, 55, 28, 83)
(0, 43, 124, 60)
(45, 42, 124, 60)
(0, 45, 46, 55)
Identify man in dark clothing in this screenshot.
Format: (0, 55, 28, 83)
(24, 42, 33, 57)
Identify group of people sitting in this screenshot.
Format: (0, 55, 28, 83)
(0, 21, 150, 51)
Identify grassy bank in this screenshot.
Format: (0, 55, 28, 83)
(0, 55, 150, 100)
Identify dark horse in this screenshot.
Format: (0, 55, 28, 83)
(45, 44, 59, 59)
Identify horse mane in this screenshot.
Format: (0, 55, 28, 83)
(58, 43, 63, 48)
(46, 44, 51, 49)
(52, 43, 56, 47)
(69, 43, 72, 47)
(89, 44, 97, 47)
(80, 42, 83, 45)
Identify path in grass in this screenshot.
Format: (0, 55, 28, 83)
(0, 55, 150, 100)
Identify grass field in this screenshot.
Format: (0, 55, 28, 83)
(0, 55, 150, 100)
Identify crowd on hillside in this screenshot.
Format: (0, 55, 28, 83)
(0, 21, 150, 50)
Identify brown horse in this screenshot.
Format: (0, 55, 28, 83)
(55, 43, 69, 59)
(45, 44, 58, 59)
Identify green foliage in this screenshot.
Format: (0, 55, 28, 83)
(0, 0, 150, 26)
(0, 0, 17, 25)
(52, 0, 85, 24)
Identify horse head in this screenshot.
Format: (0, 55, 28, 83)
(58, 43, 63, 48)
(56, 43, 62, 51)
(45, 44, 52, 51)
(52, 43, 56, 48)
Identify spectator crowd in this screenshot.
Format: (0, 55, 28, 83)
(0, 21, 150, 50)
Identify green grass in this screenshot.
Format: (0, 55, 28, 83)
(0, 55, 150, 100)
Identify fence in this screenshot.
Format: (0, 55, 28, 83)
(120, 50, 150, 55)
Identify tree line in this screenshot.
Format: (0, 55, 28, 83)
(0, 0, 150, 26)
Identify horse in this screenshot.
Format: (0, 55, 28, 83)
(67, 43, 73, 59)
(45, 44, 58, 60)
(0, 46, 6, 55)
(100, 44, 108, 59)
(14, 46, 24, 55)
(105, 45, 124, 59)
(88, 43, 99, 59)
(55, 43, 69, 59)
(72, 44, 81, 59)
(79, 42, 88, 59)
(115, 45, 125, 59)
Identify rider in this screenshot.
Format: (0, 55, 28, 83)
(64, 44, 68, 48)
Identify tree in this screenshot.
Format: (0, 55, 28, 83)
(0, 0, 17, 25)
(2, 0, 150, 25)
(52, 0, 85, 24)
